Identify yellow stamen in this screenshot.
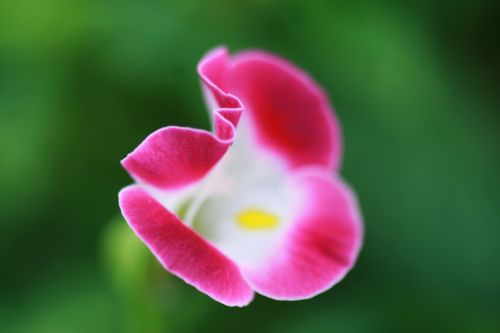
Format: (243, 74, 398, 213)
(236, 208, 279, 230)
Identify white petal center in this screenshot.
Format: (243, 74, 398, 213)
(186, 118, 297, 269)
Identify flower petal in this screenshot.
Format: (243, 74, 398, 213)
(242, 169, 363, 300)
(122, 47, 243, 190)
(118, 185, 254, 306)
(227, 50, 342, 169)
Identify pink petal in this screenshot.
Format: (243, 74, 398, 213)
(119, 185, 254, 306)
(227, 50, 342, 169)
(122, 48, 243, 190)
(242, 169, 363, 300)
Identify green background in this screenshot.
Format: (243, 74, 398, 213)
(1, 0, 499, 332)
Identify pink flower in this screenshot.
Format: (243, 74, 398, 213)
(118, 47, 363, 307)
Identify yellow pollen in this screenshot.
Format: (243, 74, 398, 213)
(236, 208, 280, 230)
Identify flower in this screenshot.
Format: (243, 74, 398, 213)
(118, 47, 363, 307)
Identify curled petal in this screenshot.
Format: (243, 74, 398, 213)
(122, 48, 243, 190)
(119, 185, 254, 306)
(242, 169, 363, 300)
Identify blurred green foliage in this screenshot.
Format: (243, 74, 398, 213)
(1, 0, 499, 332)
